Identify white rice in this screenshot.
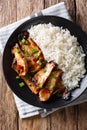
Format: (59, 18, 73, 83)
(28, 23, 86, 90)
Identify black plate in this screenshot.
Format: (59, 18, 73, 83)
(2, 16, 87, 108)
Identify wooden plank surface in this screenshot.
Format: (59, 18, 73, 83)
(0, 0, 87, 130)
(0, 57, 18, 130)
(0, 0, 18, 130)
(17, 0, 44, 20)
(76, 0, 87, 33)
(45, 0, 76, 21)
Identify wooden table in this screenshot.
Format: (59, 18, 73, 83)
(0, 0, 87, 130)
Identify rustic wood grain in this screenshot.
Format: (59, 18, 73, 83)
(19, 115, 51, 130)
(0, 56, 18, 130)
(75, 1, 87, 128)
(17, 0, 44, 20)
(0, 0, 18, 130)
(44, 0, 76, 21)
(0, 0, 87, 130)
(78, 103, 87, 130)
(0, 0, 17, 28)
(50, 106, 78, 130)
(76, 0, 87, 33)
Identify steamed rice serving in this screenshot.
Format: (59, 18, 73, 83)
(28, 23, 86, 90)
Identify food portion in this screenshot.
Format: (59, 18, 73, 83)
(39, 69, 64, 101)
(12, 59, 39, 94)
(11, 30, 66, 101)
(11, 23, 86, 102)
(29, 23, 86, 90)
(18, 31, 44, 73)
(33, 61, 56, 87)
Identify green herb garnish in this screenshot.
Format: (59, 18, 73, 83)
(36, 60, 42, 65)
(16, 49, 21, 53)
(24, 50, 29, 55)
(21, 39, 26, 44)
(32, 48, 38, 53)
(16, 76, 20, 79)
(51, 74, 57, 79)
(49, 84, 54, 91)
(21, 39, 29, 44)
(25, 40, 29, 44)
(38, 84, 43, 89)
(19, 82, 25, 87)
(43, 68, 46, 73)
(34, 53, 40, 59)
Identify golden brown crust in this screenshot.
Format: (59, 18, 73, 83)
(39, 69, 64, 101)
(33, 61, 56, 87)
(22, 77, 39, 94)
(12, 60, 39, 94)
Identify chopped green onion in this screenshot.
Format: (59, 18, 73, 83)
(34, 53, 40, 59)
(16, 49, 21, 53)
(43, 68, 46, 73)
(19, 82, 25, 87)
(38, 84, 43, 89)
(21, 39, 29, 44)
(32, 48, 38, 53)
(51, 74, 57, 79)
(49, 84, 54, 91)
(25, 40, 29, 44)
(16, 76, 20, 79)
(24, 50, 29, 55)
(36, 60, 42, 65)
(21, 39, 26, 43)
